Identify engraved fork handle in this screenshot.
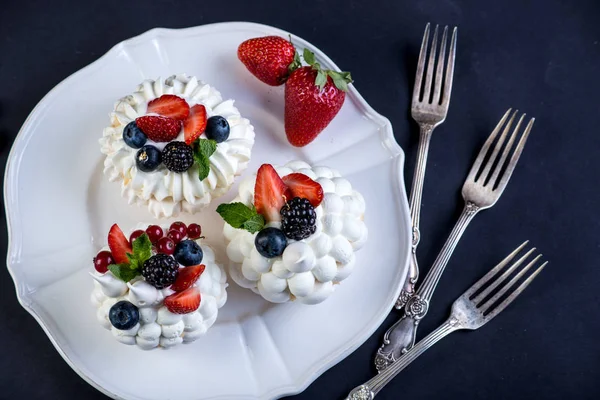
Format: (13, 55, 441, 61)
(348, 320, 461, 399)
(396, 123, 435, 309)
(375, 202, 479, 371)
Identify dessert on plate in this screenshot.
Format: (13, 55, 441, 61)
(218, 161, 367, 304)
(90, 222, 227, 349)
(100, 74, 255, 218)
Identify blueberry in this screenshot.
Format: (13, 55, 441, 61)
(205, 115, 230, 143)
(255, 227, 287, 258)
(174, 239, 203, 266)
(109, 301, 139, 330)
(122, 121, 147, 149)
(136, 145, 162, 172)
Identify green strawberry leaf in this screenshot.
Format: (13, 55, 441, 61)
(108, 263, 140, 282)
(315, 70, 328, 90)
(216, 202, 265, 233)
(303, 48, 316, 66)
(193, 139, 217, 181)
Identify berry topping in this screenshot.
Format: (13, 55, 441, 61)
(255, 227, 288, 258)
(169, 221, 188, 236)
(129, 230, 145, 244)
(167, 230, 184, 244)
(94, 250, 114, 274)
(135, 115, 182, 142)
(183, 104, 207, 145)
(164, 287, 201, 314)
(281, 197, 317, 240)
(282, 173, 324, 207)
(205, 115, 230, 143)
(174, 240, 203, 266)
(162, 141, 194, 173)
(254, 164, 288, 223)
(141, 254, 179, 289)
(186, 223, 202, 239)
(136, 145, 162, 172)
(238, 36, 297, 86)
(170, 264, 205, 292)
(147, 95, 190, 120)
(157, 237, 175, 255)
(145, 225, 164, 243)
(109, 301, 140, 330)
(122, 121, 147, 149)
(108, 224, 132, 264)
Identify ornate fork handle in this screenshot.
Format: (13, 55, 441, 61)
(349, 319, 461, 399)
(376, 201, 479, 371)
(396, 123, 435, 309)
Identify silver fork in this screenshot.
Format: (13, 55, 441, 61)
(349, 242, 547, 399)
(375, 109, 535, 371)
(397, 23, 457, 310)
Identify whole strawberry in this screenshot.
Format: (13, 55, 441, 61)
(285, 49, 352, 147)
(238, 36, 298, 86)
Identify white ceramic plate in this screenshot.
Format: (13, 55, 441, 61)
(4, 22, 411, 400)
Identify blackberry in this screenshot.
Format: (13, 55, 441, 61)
(162, 141, 194, 172)
(142, 254, 179, 289)
(280, 197, 317, 240)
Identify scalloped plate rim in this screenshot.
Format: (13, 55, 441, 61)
(4, 21, 411, 400)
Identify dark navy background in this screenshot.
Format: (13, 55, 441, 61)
(1, 0, 599, 398)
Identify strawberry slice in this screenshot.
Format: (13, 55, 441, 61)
(147, 95, 190, 120)
(183, 104, 207, 145)
(282, 173, 324, 207)
(164, 287, 201, 314)
(107, 224, 132, 264)
(136, 115, 182, 142)
(254, 164, 288, 222)
(170, 264, 206, 292)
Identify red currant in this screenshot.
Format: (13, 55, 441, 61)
(94, 251, 114, 273)
(146, 225, 164, 243)
(129, 230, 145, 244)
(157, 237, 175, 255)
(169, 221, 187, 237)
(187, 223, 202, 239)
(167, 229, 184, 243)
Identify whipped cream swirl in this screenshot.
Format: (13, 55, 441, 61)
(223, 161, 368, 304)
(100, 74, 255, 218)
(90, 230, 227, 349)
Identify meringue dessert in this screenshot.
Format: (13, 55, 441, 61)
(218, 161, 367, 304)
(100, 74, 255, 218)
(90, 222, 227, 349)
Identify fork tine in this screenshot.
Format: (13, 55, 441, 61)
(482, 262, 547, 321)
(480, 254, 545, 314)
(441, 27, 457, 106)
(473, 250, 538, 305)
(495, 117, 535, 191)
(422, 25, 439, 103)
(487, 113, 525, 188)
(431, 26, 448, 105)
(412, 23, 431, 104)
(465, 240, 529, 297)
(478, 110, 518, 184)
(466, 109, 512, 181)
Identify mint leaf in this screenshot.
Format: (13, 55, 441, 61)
(127, 233, 152, 270)
(303, 48, 316, 66)
(193, 139, 217, 181)
(108, 264, 140, 282)
(217, 202, 265, 233)
(242, 213, 265, 233)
